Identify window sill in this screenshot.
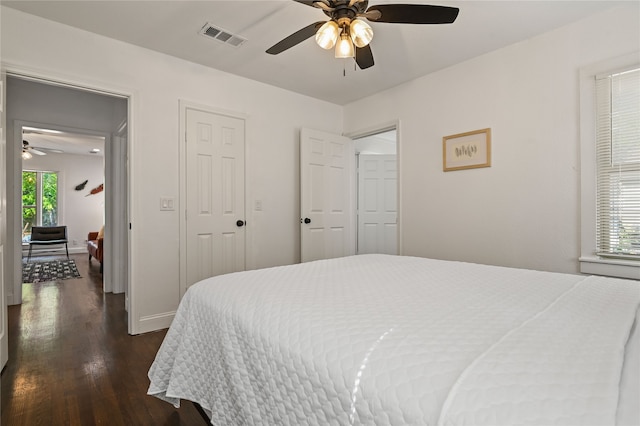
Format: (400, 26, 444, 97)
(579, 256, 640, 280)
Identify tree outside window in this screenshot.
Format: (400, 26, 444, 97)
(22, 170, 58, 242)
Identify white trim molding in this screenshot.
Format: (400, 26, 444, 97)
(579, 257, 639, 280)
(138, 311, 176, 334)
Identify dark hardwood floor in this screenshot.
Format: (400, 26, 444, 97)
(1, 253, 208, 425)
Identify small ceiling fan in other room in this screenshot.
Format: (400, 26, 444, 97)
(266, 0, 459, 70)
(22, 140, 47, 160)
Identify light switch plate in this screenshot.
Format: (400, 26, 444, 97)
(160, 196, 175, 211)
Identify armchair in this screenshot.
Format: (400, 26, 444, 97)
(87, 229, 104, 273)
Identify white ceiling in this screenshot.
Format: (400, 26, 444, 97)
(22, 127, 105, 158)
(3, 0, 624, 105)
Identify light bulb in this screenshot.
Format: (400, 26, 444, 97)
(350, 19, 373, 48)
(315, 21, 339, 50)
(22, 150, 32, 160)
(335, 32, 354, 58)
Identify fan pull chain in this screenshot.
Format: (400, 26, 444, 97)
(341, 59, 358, 77)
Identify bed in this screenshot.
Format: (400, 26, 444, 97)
(148, 254, 640, 425)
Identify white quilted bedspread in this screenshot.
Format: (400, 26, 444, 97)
(148, 255, 640, 425)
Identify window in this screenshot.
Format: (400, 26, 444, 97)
(22, 170, 58, 242)
(595, 67, 640, 258)
(580, 54, 640, 280)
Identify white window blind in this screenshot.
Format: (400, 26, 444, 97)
(595, 67, 640, 258)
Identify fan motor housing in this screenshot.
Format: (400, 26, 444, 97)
(323, 0, 367, 20)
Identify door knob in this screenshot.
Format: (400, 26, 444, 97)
(304, 218, 311, 224)
(236, 220, 245, 227)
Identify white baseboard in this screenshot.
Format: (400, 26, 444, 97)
(135, 311, 176, 334)
(7, 293, 18, 306)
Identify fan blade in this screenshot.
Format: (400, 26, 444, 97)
(293, 0, 331, 9)
(30, 148, 47, 156)
(355, 44, 374, 69)
(292, 1, 335, 13)
(293, 0, 318, 7)
(365, 4, 459, 24)
(349, 0, 368, 13)
(266, 21, 325, 55)
(314, 2, 335, 12)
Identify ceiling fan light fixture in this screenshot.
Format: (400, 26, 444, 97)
(335, 31, 355, 58)
(22, 150, 32, 160)
(350, 19, 373, 48)
(315, 21, 340, 49)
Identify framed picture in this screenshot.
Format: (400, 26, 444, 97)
(442, 128, 491, 172)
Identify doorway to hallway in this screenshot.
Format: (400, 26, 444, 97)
(354, 129, 398, 255)
(5, 75, 129, 308)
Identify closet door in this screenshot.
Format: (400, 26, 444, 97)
(357, 154, 397, 255)
(185, 107, 246, 287)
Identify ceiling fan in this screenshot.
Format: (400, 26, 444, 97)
(22, 140, 47, 160)
(266, 0, 459, 70)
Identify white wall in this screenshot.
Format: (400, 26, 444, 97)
(21, 152, 104, 254)
(344, 4, 640, 274)
(1, 6, 343, 333)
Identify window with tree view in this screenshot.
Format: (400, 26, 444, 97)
(22, 170, 58, 242)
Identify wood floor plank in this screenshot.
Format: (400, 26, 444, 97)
(1, 254, 208, 425)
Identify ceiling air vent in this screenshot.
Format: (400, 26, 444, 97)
(199, 23, 247, 48)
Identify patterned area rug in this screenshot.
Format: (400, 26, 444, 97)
(22, 259, 81, 283)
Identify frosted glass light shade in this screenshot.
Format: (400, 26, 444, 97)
(335, 32, 355, 58)
(22, 151, 32, 160)
(315, 21, 340, 50)
(350, 19, 373, 48)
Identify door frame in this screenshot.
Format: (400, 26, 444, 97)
(178, 100, 248, 299)
(345, 121, 402, 256)
(1, 70, 8, 370)
(2, 65, 137, 332)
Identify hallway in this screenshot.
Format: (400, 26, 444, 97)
(1, 254, 206, 425)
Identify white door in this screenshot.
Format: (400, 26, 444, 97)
(109, 134, 128, 295)
(357, 154, 397, 255)
(1, 72, 8, 370)
(186, 108, 245, 287)
(300, 128, 355, 262)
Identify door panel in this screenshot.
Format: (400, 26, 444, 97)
(222, 232, 237, 272)
(186, 108, 245, 287)
(197, 155, 213, 214)
(357, 154, 397, 255)
(330, 166, 345, 212)
(300, 128, 354, 262)
(196, 234, 214, 279)
(330, 227, 345, 258)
